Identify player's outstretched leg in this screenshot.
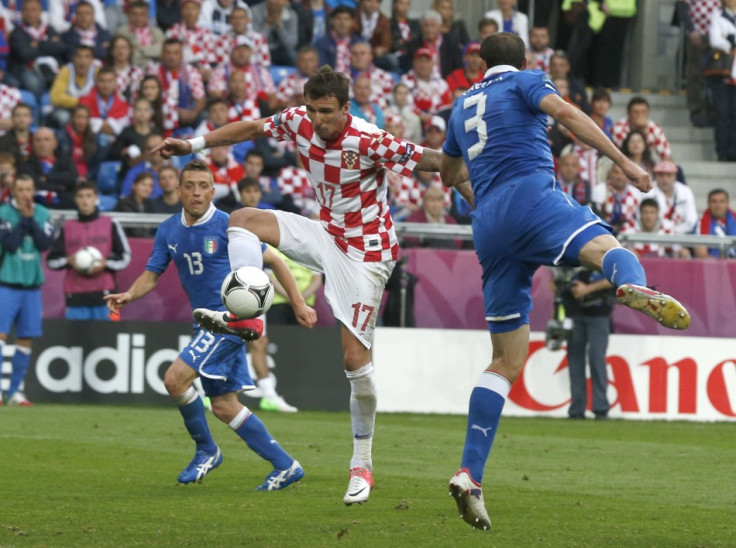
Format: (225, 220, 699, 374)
(175, 386, 222, 484)
(601, 248, 690, 329)
(193, 309, 264, 341)
(343, 363, 377, 505)
(226, 405, 304, 491)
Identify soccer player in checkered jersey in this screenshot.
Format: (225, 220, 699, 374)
(440, 33, 690, 531)
(154, 65, 468, 506)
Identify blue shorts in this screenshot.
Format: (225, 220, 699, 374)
(0, 286, 43, 338)
(179, 325, 255, 397)
(472, 175, 611, 333)
(66, 306, 110, 320)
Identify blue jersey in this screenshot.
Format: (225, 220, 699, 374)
(443, 68, 558, 203)
(146, 206, 232, 311)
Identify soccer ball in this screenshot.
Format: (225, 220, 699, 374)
(74, 246, 104, 274)
(220, 266, 274, 318)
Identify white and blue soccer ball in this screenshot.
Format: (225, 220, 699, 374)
(74, 245, 104, 274)
(220, 266, 275, 319)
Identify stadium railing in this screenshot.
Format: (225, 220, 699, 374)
(47, 211, 736, 258)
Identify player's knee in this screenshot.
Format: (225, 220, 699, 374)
(346, 363, 376, 398)
(210, 398, 239, 423)
(163, 367, 189, 398)
(229, 207, 259, 230)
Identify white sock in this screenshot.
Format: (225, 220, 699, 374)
(346, 363, 376, 471)
(192, 377, 206, 399)
(257, 376, 277, 399)
(227, 226, 264, 270)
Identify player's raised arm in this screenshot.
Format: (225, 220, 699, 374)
(539, 94, 652, 193)
(263, 247, 317, 329)
(152, 119, 268, 159)
(104, 270, 160, 313)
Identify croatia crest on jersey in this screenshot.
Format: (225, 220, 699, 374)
(204, 237, 218, 254)
(343, 150, 359, 169)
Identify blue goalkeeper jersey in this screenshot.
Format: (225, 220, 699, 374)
(443, 67, 559, 204)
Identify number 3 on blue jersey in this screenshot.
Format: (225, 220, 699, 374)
(463, 94, 488, 161)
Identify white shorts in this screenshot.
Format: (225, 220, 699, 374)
(270, 210, 395, 348)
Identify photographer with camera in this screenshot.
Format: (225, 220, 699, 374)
(549, 266, 615, 420)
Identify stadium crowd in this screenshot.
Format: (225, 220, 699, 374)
(0, 0, 734, 258)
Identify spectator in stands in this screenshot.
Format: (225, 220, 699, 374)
(138, 74, 174, 135)
(296, 0, 329, 48)
(446, 42, 483, 99)
(556, 151, 592, 206)
(157, 0, 182, 33)
(238, 175, 274, 211)
(0, 151, 16, 204)
(276, 45, 319, 110)
(19, 127, 78, 208)
(621, 129, 657, 178)
(50, 0, 106, 34)
(708, 1, 736, 161)
(389, 81, 422, 143)
(212, 11, 267, 70)
(315, 6, 360, 74)
(588, 0, 637, 89)
(349, 73, 384, 127)
(590, 87, 614, 140)
(422, 114, 446, 150)
(251, 0, 298, 67)
(528, 25, 554, 73)
(57, 104, 100, 183)
(478, 17, 499, 41)
(276, 153, 312, 215)
(243, 148, 282, 206)
(148, 165, 181, 214)
(404, 184, 462, 249)
(150, 38, 206, 131)
(0, 103, 34, 164)
(61, 1, 111, 61)
(116, 0, 165, 68)
(0, 67, 21, 135)
(402, 9, 462, 78)
(165, 0, 218, 78)
(620, 198, 688, 258)
(548, 50, 589, 113)
(401, 47, 452, 123)
(206, 144, 244, 204)
(222, 69, 263, 127)
(46, 181, 132, 320)
(612, 96, 673, 161)
(79, 65, 131, 148)
(694, 188, 736, 258)
(107, 35, 144, 103)
(652, 160, 698, 235)
(434, 0, 469, 48)
(0, 7, 14, 87)
(194, 96, 230, 139)
(485, 0, 529, 48)
(353, 0, 393, 71)
(115, 170, 154, 236)
(208, 40, 276, 114)
(49, 44, 98, 128)
(120, 133, 165, 198)
(591, 162, 640, 235)
(560, 133, 600, 188)
(674, 0, 719, 127)
(199, 0, 245, 36)
(389, 0, 420, 64)
(9, 0, 68, 98)
(349, 40, 394, 110)
(108, 96, 158, 183)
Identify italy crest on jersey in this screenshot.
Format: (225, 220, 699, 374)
(343, 150, 359, 169)
(204, 237, 218, 254)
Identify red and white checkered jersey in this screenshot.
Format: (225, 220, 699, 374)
(0, 84, 21, 134)
(400, 71, 452, 116)
(390, 173, 451, 209)
(573, 143, 600, 187)
(686, 0, 720, 35)
(592, 183, 641, 227)
(263, 107, 425, 262)
(619, 218, 679, 258)
(208, 62, 274, 98)
(165, 23, 218, 68)
(348, 66, 395, 110)
(612, 119, 672, 161)
(653, 181, 698, 234)
(276, 71, 309, 106)
(227, 97, 261, 122)
(277, 165, 310, 208)
(530, 47, 554, 73)
(213, 31, 271, 67)
(115, 64, 144, 101)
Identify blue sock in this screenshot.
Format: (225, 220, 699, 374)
(601, 247, 646, 287)
(461, 372, 512, 484)
(230, 407, 292, 470)
(176, 387, 217, 452)
(7, 347, 31, 398)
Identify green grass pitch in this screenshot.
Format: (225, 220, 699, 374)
(0, 405, 733, 547)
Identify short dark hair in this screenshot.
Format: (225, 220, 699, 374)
(207, 97, 229, 110)
(303, 65, 350, 107)
(179, 159, 212, 186)
(75, 1, 93, 12)
(708, 188, 729, 201)
(592, 87, 611, 104)
(134, 171, 154, 185)
(297, 44, 318, 57)
(237, 176, 261, 193)
(97, 66, 116, 78)
(627, 96, 650, 112)
(478, 17, 498, 33)
(330, 5, 354, 18)
(74, 44, 94, 55)
(12, 103, 33, 116)
(639, 198, 659, 211)
(480, 32, 526, 71)
(163, 37, 182, 49)
(76, 180, 98, 195)
(245, 149, 264, 162)
(128, 1, 149, 10)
